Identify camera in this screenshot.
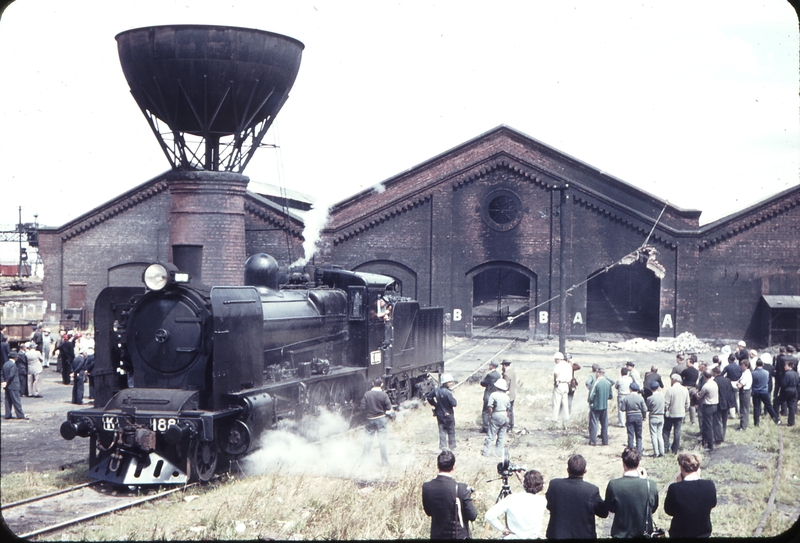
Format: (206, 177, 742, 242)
(496, 449, 526, 477)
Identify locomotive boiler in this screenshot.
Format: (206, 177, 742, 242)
(60, 254, 443, 485)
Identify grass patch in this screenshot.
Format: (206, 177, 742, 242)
(4, 339, 800, 539)
(0, 462, 89, 505)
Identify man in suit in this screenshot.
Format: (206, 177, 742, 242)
(71, 349, 88, 405)
(545, 454, 609, 539)
(3, 352, 27, 420)
(421, 450, 477, 539)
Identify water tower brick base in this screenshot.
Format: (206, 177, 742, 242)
(167, 170, 248, 286)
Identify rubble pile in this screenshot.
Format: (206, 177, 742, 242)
(613, 332, 713, 354)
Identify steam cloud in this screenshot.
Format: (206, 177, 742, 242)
(241, 403, 423, 480)
(290, 203, 330, 268)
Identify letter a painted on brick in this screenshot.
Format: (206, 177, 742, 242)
(662, 314, 673, 328)
(573, 312, 583, 324)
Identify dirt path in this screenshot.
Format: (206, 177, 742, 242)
(1, 368, 87, 475)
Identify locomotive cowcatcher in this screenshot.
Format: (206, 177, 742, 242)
(60, 253, 444, 485)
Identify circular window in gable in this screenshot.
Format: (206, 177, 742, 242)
(480, 189, 523, 231)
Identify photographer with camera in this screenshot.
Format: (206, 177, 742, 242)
(485, 468, 546, 539)
(426, 373, 458, 451)
(604, 447, 659, 538)
(422, 450, 477, 539)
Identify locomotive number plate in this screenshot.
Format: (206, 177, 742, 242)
(102, 415, 120, 431)
(150, 418, 178, 432)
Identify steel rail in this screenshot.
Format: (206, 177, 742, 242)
(753, 426, 784, 537)
(1, 481, 99, 510)
(17, 483, 198, 540)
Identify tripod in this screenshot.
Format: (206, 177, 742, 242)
(481, 471, 520, 538)
(494, 474, 513, 502)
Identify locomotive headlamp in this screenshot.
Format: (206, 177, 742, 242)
(143, 263, 170, 290)
(143, 262, 190, 290)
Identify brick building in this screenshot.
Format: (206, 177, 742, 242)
(34, 125, 799, 346)
(37, 171, 305, 328)
(319, 126, 800, 346)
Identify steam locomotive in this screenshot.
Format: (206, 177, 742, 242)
(60, 254, 443, 485)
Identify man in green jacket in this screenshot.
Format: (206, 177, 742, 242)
(604, 447, 659, 537)
(588, 367, 614, 445)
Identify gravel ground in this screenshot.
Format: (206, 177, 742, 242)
(1, 367, 87, 475)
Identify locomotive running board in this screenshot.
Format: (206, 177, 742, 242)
(89, 452, 188, 486)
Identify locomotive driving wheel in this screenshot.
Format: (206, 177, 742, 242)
(189, 439, 218, 482)
(308, 382, 330, 415)
(328, 379, 348, 410)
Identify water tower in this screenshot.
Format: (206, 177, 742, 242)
(116, 25, 304, 285)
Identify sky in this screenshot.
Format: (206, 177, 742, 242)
(0, 0, 798, 262)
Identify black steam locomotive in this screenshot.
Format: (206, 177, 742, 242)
(60, 254, 443, 484)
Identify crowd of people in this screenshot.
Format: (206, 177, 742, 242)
(422, 447, 716, 539)
(1, 323, 96, 420)
(416, 340, 798, 539)
(4, 321, 797, 538)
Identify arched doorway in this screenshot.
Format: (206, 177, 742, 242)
(586, 261, 660, 338)
(352, 260, 417, 299)
(469, 263, 535, 335)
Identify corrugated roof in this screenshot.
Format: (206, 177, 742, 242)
(763, 295, 800, 309)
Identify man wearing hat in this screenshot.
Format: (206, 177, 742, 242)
(501, 360, 517, 432)
(427, 373, 458, 451)
(645, 380, 666, 457)
(482, 378, 511, 456)
(480, 361, 501, 433)
(2, 351, 27, 420)
(663, 374, 690, 454)
(553, 352, 572, 425)
(619, 381, 647, 455)
(734, 340, 750, 364)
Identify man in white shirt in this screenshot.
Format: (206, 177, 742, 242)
(626, 362, 642, 391)
(485, 470, 547, 539)
(553, 352, 572, 425)
(737, 359, 753, 431)
(695, 370, 719, 452)
(615, 368, 633, 427)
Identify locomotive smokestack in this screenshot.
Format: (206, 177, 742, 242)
(172, 244, 203, 285)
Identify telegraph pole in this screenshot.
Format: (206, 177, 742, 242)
(17, 206, 23, 278)
(553, 184, 569, 353)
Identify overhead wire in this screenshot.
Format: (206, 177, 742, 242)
(442, 200, 672, 368)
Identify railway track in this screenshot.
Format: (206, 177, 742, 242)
(2, 480, 199, 539)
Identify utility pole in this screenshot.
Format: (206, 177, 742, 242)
(17, 206, 23, 278)
(553, 184, 569, 353)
